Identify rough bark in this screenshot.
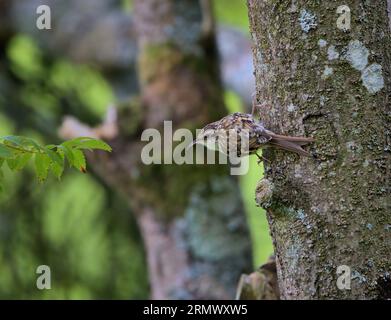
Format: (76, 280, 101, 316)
(248, 0, 391, 299)
(61, 0, 252, 299)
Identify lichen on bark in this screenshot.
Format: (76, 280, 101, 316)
(248, 0, 391, 299)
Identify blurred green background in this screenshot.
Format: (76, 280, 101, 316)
(0, 0, 272, 299)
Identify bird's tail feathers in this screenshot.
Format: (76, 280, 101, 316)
(269, 138, 311, 157)
(266, 131, 314, 146)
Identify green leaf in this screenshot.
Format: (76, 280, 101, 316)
(77, 139, 112, 152)
(7, 153, 32, 171)
(0, 161, 3, 190)
(58, 144, 75, 166)
(50, 153, 64, 180)
(71, 149, 86, 173)
(2, 136, 41, 154)
(0, 135, 111, 189)
(34, 153, 51, 182)
(64, 137, 112, 152)
(23, 137, 41, 150)
(44, 147, 63, 167)
(0, 144, 13, 158)
(2, 135, 25, 147)
(62, 137, 87, 148)
(7, 158, 17, 170)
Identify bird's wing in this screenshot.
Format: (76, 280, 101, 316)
(268, 139, 311, 156)
(216, 130, 228, 155)
(264, 130, 314, 145)
(254, 127, 273, 146)
(262, 129, 314, 157)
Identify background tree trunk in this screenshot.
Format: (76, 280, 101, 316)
(248, 0, 391, 299)
(62, 0, 252, 299)
(127, 0, 252, 299)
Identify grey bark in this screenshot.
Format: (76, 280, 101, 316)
(248, 0, 391, 299)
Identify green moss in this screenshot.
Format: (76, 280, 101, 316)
(139, 41, 219, 86)
(117, 97, 143, 137)
(139, 43, 184, 85)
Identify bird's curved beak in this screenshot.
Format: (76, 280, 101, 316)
(187, 139, 198, 150)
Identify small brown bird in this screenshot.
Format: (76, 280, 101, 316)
(190, 112, 314, 162)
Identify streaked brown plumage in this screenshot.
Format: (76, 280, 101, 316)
(191, 112, 314, 160)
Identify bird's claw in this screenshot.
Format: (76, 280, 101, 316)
(255, 153, 269, 165)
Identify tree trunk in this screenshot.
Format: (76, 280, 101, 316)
(248, 0, 391, 299)
(129, 0, 252, 299)
(61, 0, 252, 299)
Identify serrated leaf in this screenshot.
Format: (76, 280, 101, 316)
(44, 147, 63, 167)
(34, 153, 50, 182)
(2, 135, 25, 146)
(71, 149, 86, 172)
(63, 137, 112, 152)
(0, 135, 111, 187)
(62, 137, 87, 148)
(23, 137, 41, 149)
(0, 144, 13, 158)
(50, 153, 64, 180)
(58, 144, 75, 166)
(7, 153, 32, 171)
(77, 139, 112, 152)
(2, 135, 40, 149)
